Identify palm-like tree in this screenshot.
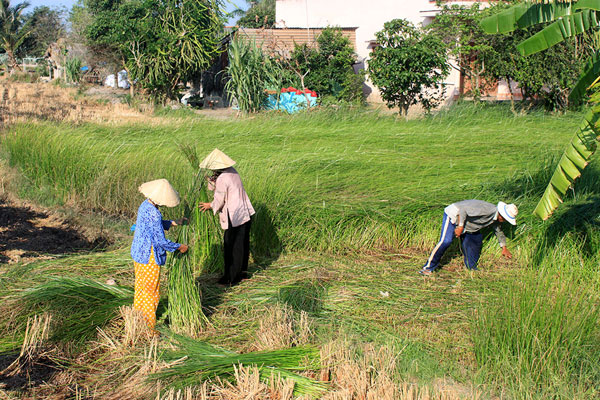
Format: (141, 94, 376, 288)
(0, 0, 31, 73)
(482, 0, 600, 220)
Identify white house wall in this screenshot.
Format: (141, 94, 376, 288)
(275, 0, 489, 103)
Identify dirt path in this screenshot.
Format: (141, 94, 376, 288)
(0, 196, 108, 264)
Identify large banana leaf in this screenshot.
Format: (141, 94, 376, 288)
(480, 2, 576, 34)
(516, 9, 599, 56)
(569, 52, 600, 104)
(576, 0, 600, 11)
(533, 107, 600, 219)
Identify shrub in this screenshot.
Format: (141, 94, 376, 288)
(65, 57, 82, 84)
(225, 36, 284, 113)
(290, 27, 364, 103)
(7, 72, 40, 83)
(368, 19, 449, 115)
(34, 62, 49, 77)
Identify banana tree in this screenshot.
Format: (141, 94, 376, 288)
(481, 0, 600, 220)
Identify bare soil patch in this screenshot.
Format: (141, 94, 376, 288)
(0, 352, 60, 392)
(0, 196, 109, 264)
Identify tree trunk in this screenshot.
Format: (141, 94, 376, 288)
(506, 76, 516, 115)
(298, 71, 311, 109)
(6, 50, 21, 75)
(122, 61, 134, 98)
(401, 101, 409, 119)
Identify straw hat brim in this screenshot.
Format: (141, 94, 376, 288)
(497, 201, 517, 226)
(199, 148, 236, 170)
(139, 179, 180, 207)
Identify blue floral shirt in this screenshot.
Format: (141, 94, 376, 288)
(131, 200, 180, 265)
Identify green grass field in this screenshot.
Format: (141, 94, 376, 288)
(1, 103, 599, 399)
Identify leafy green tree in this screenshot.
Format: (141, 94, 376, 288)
(368, 19, 449, 115)
(0, 0, 31, 73)
(69, 0, 92, 40)
(20, 6, 65, 58)
(233, 0, 275, 29)
(484, 23, 584, 111)
(426, 2, 493, 99)
(290, 27, 364, 103)
(482, 0, 600, 219)
(427, 1, 586, 110)
(77, 0, 224, 100)
(127, 0, 224, 100)
(75, 0, 138, 82)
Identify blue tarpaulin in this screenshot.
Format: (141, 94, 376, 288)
(264, 90, 318, 113)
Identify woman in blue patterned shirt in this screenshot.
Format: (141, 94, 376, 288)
(131, 179, 188, 330)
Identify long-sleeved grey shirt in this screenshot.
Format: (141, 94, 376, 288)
(444, 200, 507, 247)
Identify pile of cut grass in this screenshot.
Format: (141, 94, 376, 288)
(155, 330, 327, 398)
(17, 277, 133, 343)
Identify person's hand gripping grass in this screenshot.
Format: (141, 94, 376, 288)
(170, 218, 189, 253)
(454, 225, 464, 237)
(171, 218, 187, 226)
(199, 202, 211, 212)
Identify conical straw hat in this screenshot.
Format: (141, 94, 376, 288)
(138, 179, 180, 207)
(199, 148, 236, 170)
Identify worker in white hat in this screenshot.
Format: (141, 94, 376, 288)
(419, 200, 518, 276)
(199, 149, 255, 285)
(131, 178, 188, 329)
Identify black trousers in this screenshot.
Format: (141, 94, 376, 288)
(222, 217, 252, 283)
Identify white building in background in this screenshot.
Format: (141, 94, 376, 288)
(273, 0, 516, 103)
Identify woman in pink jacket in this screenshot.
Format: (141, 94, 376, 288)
(199, 149, 255, 285)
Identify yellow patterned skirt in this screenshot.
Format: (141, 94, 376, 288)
(133, 247, 161, 329)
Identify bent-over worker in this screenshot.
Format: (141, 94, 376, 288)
(419, 200, 517, 276)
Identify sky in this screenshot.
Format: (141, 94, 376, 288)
(25, 0, 247, 24)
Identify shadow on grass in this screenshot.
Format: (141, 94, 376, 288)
(197, 204, 283, 315)
(250, 204, 282, 271)
(487, 152, 600, 266)
(531, 196, 600, 265)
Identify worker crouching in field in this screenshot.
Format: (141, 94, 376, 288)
(199, 149, 255, 285)
(131, 179, 188, 330)
(419, 200, 518, 276)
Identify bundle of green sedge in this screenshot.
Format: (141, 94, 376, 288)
(167, 146, 220, 336)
